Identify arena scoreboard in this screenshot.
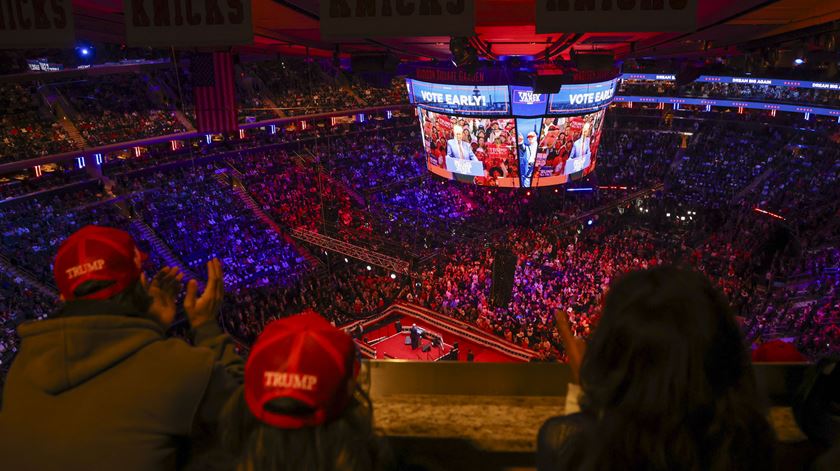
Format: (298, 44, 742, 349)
(407, 77, 618, 188)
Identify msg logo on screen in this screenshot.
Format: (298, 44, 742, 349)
(516, 91, 544, 105)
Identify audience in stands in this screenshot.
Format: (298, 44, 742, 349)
(60, 74, 185, 146)
(1, 109, 838, 376)
(619, 79, 840, 107)
(0, 83, 75, 163)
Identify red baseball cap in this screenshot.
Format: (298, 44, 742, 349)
(751, 339, 807, 362)
(245, 312, 361, 429)
(54, 225, 147, 301)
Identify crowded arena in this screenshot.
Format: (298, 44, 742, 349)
(0, 1, 838, 470)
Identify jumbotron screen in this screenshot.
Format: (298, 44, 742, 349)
(408, 78, 616, 187)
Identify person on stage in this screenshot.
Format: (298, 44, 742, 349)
(446, 125, 478, 161)
(565, 121, 593, 176)
(518, 131, 538, 187)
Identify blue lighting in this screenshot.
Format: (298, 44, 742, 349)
(587, 220, 593, 226)
(793, 58, 805, 66)
(567, 187, 594, 192)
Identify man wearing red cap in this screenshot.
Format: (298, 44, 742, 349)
(0, 225, 243, 471)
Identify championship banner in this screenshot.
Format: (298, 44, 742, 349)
(0, 0, 74, 48)
(321, 0, 475, 38)
(123, 0, 252, 47)
(536, 0, 696, 33)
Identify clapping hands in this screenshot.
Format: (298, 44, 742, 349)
(144, 259, 224, 330)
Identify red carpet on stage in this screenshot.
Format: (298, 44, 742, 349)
(361, 315, 521, 363)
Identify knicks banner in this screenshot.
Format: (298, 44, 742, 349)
(321, 0, 474, 38)
(0, 0, 73, 48)
(123, 0, 252, 47)
(536, 0, 696, 33)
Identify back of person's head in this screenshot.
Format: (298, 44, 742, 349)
(573, 266, 775, 471)
(54, 225, 152, 313)
(221, 311, 384, 471)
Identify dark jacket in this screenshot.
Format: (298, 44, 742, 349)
(536, 412, 591, 471)
(0, 300, 244, 471)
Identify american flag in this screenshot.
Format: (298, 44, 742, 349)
(191, 52, 238, 133)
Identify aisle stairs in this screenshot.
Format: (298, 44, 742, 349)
(128, 219, 203, 285)
(216, 172, 324, 269)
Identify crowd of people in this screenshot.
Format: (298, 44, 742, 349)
(0, 93, 838, 374)
(0, 83, 76, 163)
(125, 165, 305, 290)
(58, 74, 186, 146)
(245, 59, 363, 116)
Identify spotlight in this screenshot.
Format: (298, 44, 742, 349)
(666, 213, 671, 217)
(390, 273, 396, 279)
(587, 219, 593, 225)
(366, 265, 372, 271)
(681, 216, 686, 221)
(793, 57, 805, 66)
(75, 45, 94, 60)
(344, 258, 349, 263)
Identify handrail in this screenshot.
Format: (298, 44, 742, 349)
(385, 302, 537, 361)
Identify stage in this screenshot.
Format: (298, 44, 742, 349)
(360, 314, 520, 363)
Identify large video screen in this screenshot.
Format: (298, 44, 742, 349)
(408, 80, 510, 115)
(419, 108, 520, 187)
(515, 109, 607, 187)
(547, 79, 617, 114)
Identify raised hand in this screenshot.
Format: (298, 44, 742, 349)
(184, 258, 224, 329)
(554, 308, 587, 384)
(143, 266, 184, 328)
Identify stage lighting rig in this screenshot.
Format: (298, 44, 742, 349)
(450, 37, 478, 69)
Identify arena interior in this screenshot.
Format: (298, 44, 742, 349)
(0, 1, 838, 470)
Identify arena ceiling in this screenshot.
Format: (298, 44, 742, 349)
(73, 0, 840, 61)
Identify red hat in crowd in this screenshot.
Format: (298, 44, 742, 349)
(54, 225, 147, 301)
(751, 339, 807, 362)
(245, 311, 361, 429)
